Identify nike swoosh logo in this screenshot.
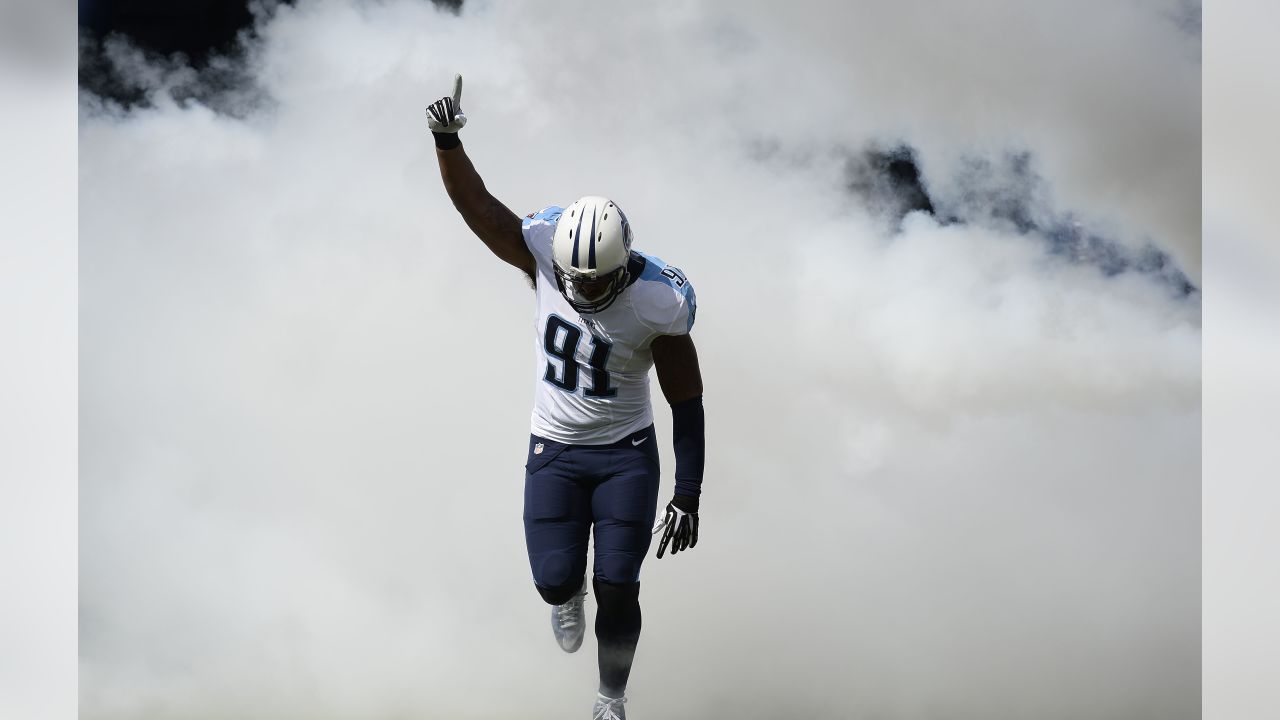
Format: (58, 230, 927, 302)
(632, 436, 649, 446)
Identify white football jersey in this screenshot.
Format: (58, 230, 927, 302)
(522, 206, 696, 444)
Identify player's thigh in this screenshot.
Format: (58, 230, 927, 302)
(523, 437, 592, 587)
(590, 437, 661, 583)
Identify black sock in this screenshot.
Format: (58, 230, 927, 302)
(593, 577, 641, 698)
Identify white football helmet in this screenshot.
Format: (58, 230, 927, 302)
(551, 196, 634, 313)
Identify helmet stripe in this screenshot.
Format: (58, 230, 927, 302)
(587, 206, 598, 269)
(572, 204, 588, 267)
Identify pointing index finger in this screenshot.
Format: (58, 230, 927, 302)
(452, 73, 463, 106)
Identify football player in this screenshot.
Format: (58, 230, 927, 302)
(428, 75, 704, 719)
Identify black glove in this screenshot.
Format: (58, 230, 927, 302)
(653, 494, 699, 558)
(426, 74, 466, 149)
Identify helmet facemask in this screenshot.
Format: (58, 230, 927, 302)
(554, 263, 629, 314)
(550, 196, 634, 314)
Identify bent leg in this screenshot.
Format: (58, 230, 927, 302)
(523, 437, 591, 605)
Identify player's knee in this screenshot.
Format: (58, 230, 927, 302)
(533, 550, 575, 588)
(533, 552, 586, 605)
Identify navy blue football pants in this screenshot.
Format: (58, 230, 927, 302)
(523, 424, 661, 600)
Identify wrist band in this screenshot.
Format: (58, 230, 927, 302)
(432, 131, 461, 150)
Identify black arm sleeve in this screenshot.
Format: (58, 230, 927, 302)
(671, 395, 705, 498)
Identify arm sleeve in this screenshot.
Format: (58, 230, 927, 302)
(671, 395, 705, 498)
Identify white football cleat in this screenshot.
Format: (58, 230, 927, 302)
(592, 693, 627, 720)
(551, 578, 587, 653)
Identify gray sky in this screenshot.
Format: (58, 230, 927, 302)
(79, 1, 1201, 718)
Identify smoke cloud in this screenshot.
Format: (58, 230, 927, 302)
(80, 1, 1200, 718)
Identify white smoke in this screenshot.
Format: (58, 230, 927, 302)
(0, 2, 78, 717)
(1201, 1, 1280, 718)
(79, 1, 1200, 718)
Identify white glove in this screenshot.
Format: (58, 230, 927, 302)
(652, 495, 699, 558)
(426, 73, 467, 133)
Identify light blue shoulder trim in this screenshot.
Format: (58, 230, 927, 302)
(635, 252, 697, 332)
(523, 205, 563, 228)
(637, 252, 669, 283)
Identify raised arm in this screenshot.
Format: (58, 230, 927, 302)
(427, 75, 535, 279)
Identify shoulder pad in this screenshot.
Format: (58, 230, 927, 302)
(632, 254, 697, 335)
